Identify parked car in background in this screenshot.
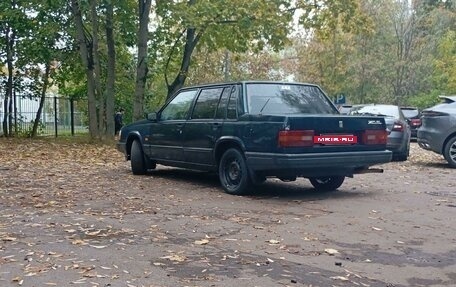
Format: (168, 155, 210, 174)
(338, 105, 353, 114)
(418, 95, 456, 168)
(117, 81, 392, 195)
(349, 104, 411, 161)
(400, 106, 421, 139)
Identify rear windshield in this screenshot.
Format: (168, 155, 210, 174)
(401, 109, 419, 118)
(246, 83, 337, 115)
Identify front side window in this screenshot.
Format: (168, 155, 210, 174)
(246, 83, 337, 115)
(160, 90, 197, 120)
(191, 88, 224, 119)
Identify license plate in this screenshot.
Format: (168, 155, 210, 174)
(313, 135, 357, 145)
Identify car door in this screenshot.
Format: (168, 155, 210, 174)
(149, 89, 197, 163)
(182, 86, 230, 167)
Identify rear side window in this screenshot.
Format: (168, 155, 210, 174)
(191, 87, 224, 119)
(246, 83, 336, 115)
(160, 90, 197, 120)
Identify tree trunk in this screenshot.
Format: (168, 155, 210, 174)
(166, 28, 201, 100)
(3, 25, 15, 137)
(31, 63, 51, 138)
(89, 0, 104, 134)
(71, 0, 99, 138)
(133, 0, 152, 121)
(105, 0, 115, 137)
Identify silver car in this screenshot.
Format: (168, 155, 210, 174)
(350, 104, 411, 161)
(418, 96, 456, 168)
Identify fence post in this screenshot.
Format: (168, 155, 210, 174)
(54, 96, 58, 137)
(70, 98, 74, 136)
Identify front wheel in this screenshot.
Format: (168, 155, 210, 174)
(131, 140, 154, 175)
(443, 136, 456, 168)
(309, 176, 345, 192)
(218, 148, 251, 195)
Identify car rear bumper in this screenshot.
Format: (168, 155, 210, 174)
(417, 129, 444, 154)
(245, 150, 392, 176)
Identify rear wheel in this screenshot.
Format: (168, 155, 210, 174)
(443, 136, 456, 168)
(131, 140, 154, 175)
(219, 148, 251, 195)
(309, 176, 345, 191)
(395, 142, 410, 162)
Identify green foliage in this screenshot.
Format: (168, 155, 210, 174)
(433, 30, 456, 94)
(149, 0, 294, 98)
(407, 90, 441, 110)
(298, 0, 372, 38)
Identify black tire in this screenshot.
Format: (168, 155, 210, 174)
(395, 143, 410, 162)
(131, 140, 147, 175)
(218, 148, 251, 195)
(309, 176, 345, 192)
(443, 136, 456, 168)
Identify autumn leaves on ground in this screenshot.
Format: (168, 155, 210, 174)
(1, 137, 454, 287)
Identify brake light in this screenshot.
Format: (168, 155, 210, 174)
(362, 129, 388, 145)
(411, 118, 421, 126)
(392, 121, 404, 132)
(278, 130, 314, 147)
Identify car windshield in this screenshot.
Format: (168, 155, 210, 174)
(350, 105, 400, 118)
(246, 83, 337, 115)
(401, 108, 419, 118)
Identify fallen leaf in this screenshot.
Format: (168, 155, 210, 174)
(194, 239, 209, 245)
(1, 236, 17, 241)
(324, 248, 339, 255)
(330, 276, 349, 281)
(89, 245, 108, 249)
(161, 254, 187, 262)
(71, 239, 87, 245)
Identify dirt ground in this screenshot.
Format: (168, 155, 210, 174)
(0, 138, 455, 287)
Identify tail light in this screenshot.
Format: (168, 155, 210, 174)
(362, 129, 388, 145)
(410, 118, 421, 127)
(278, 130, 314, 147)
(392, 121, 404, 132)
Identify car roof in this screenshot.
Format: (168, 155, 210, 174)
(181, 81, 321, 90)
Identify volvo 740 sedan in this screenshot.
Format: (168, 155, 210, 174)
(117, 81, 392, 195)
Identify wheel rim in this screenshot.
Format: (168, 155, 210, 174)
(450, 141, 456, 162)
(224, 157, 242, 188)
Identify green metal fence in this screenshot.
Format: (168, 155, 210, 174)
(0, 96, 88, 137)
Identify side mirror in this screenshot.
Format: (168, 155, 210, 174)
(147, 112, 158, 121)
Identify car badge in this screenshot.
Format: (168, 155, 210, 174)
(368, 120, 382, 125)
(339, 121, 343, 128)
